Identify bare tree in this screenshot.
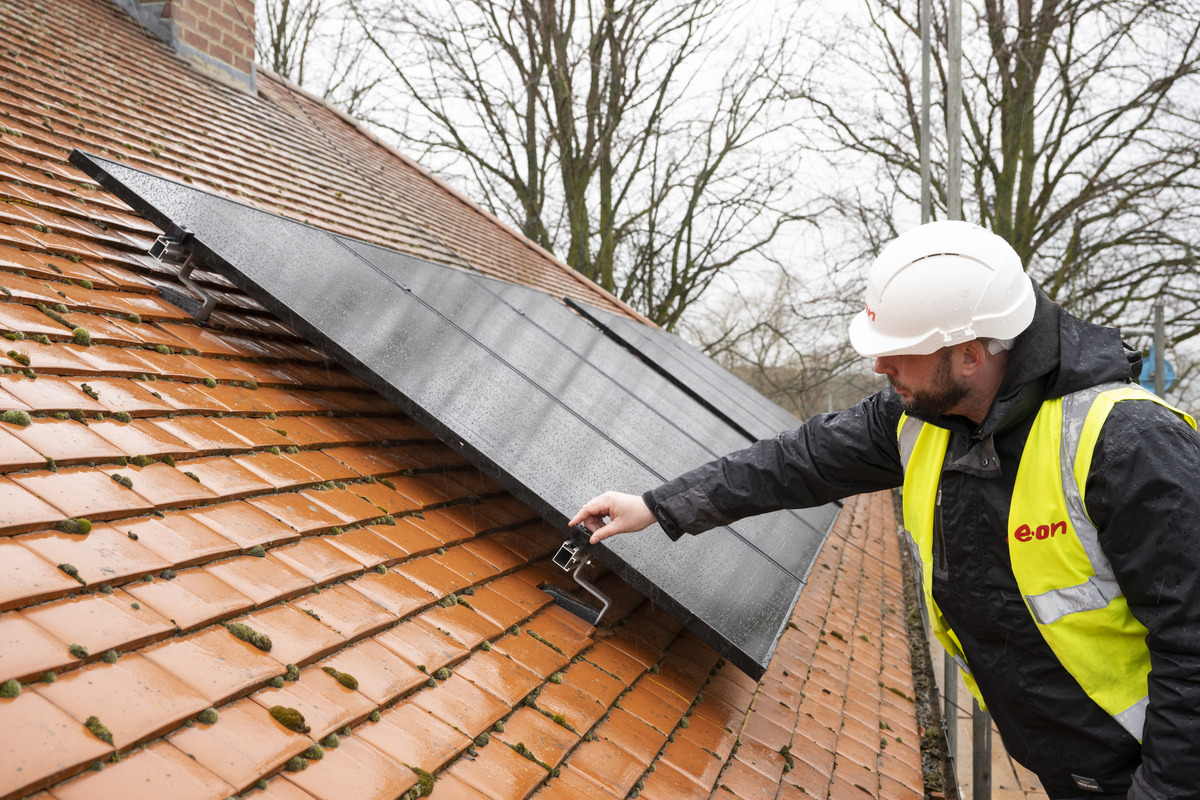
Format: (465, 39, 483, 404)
(682, 270, 882, 418)
(255, 0, 384, 116)
(806, 0, 1200, 346)
(345, 0, 813, 329)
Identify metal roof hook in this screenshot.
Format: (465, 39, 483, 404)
(546, 539, 612, 627)
(150, 231, 217, 323)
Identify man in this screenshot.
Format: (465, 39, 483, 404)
(571, 221, 1200, 799)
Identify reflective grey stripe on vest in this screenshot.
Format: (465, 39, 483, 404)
(1113, 696, 1149, 742)
(898, 417, 925, 472)
(1023, 384, 1128, 626)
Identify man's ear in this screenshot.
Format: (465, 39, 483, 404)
(956, 339, 988, 377)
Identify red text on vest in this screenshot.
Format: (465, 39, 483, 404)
(1012, 520, 1067, 542)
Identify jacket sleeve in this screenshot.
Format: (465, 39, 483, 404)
(646, 387, 907, 535)
(1085, 400, 1200, 800)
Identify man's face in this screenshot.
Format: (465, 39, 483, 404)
(874, 348, 969, 418)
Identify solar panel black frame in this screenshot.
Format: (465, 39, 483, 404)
(70, 150, 837, 679)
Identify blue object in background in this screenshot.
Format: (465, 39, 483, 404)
(1140, 345, 1176, 394)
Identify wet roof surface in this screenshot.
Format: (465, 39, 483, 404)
(0, 0, 926, 798)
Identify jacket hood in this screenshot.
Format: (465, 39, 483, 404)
(1005, 283, 1140, 399)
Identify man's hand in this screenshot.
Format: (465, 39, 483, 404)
(570, 491, 655, 544)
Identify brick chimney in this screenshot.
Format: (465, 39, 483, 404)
(113, 0, 257, 94)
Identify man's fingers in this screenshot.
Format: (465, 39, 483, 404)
(569, 496, 609, 528)
(589, 522, 619, 545)
(572, 491, 653, 545)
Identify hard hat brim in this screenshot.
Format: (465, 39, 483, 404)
(848, 310, 943, 358)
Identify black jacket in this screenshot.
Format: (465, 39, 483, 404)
(649, 291, 1200, 799)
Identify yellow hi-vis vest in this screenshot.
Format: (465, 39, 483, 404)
(898, 383, 1195, 742)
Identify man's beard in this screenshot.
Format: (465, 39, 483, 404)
(891, 350, 970, 419)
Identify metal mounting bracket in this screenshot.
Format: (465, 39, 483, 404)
(150, 232, 217, 323)
(546, 540, 612, 627)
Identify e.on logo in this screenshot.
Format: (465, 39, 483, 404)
(1012, 520, 1067, 542)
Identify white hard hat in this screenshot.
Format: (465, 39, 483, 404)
(848, 220, 1036, 357)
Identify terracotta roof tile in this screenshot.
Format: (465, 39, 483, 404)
(178, 455, 275, 499)
(0, 690, 114, 796)
(346, 567, 437, 617)
(423, 602, 503, 650)
(434, 546, 502, 585)
(249, 667, 375, 741)
(68, 344, 157, 377)
(0, 539, 82, 610)
(34, 653, 209, 749)
(142, 381, 230, 414)
(318, 638, 426, 706)
(165, 696, 310, 792)
(148, 416, 255, 454)
(360, 518, 444, 559)
(95, 462, 218, 508)
(12, 465, 158, 520)
(445, 738, 549, 800)
(0, 611, 71, 684)
(520, 609, 592, 662)
(57, 378, 174, 416)
(321, 526, 404, 569)
(209, 416, 292, 449)
(533, 680, 607, 734)
(376, 618, 469, 676)
(482, 522, 561, 561)
(6, 419, 123, 464)
(203, 554, 311, 607)
(457, 537, 526, 574)
(187, 501, 301, 549)
(0, 376, 102, 412)
(234, 604, 345, 669)
(290, 584, 395, 642)
(599, 705, 669, 764)
(533, 766, 622, 799)
(230, 451, 322, 490)
(638, 758, 714, 800)
(394, 555, 472, 598)
(269, 537, 363, 585)
(476, 572, 554, 615)
(463, 585, 527, 631)
(246, 492, 348, 536)
(16, 525, 169, 587)
(283, 734, 416, 800)
(659, 735, 726, 788)
(0, 301, 77, 338)
(559, 660, 624, 709)
(424, 771, 494, 799)
(410, 673, 511, 739)
(567, 735, 648, 797)
(105, 523, 212, 582)
(454, 648, 543, 707)
(493, 706, 579, 768)
(0, 478, 66, 535)
(491, 629, 570, 680)
(45, 739, 233, 800)
(140, 625, 283, 705)
(359, 702, 472, 773)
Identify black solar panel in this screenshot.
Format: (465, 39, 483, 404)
(71, 151, 837, 678)
(568, 300, 803, 440)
